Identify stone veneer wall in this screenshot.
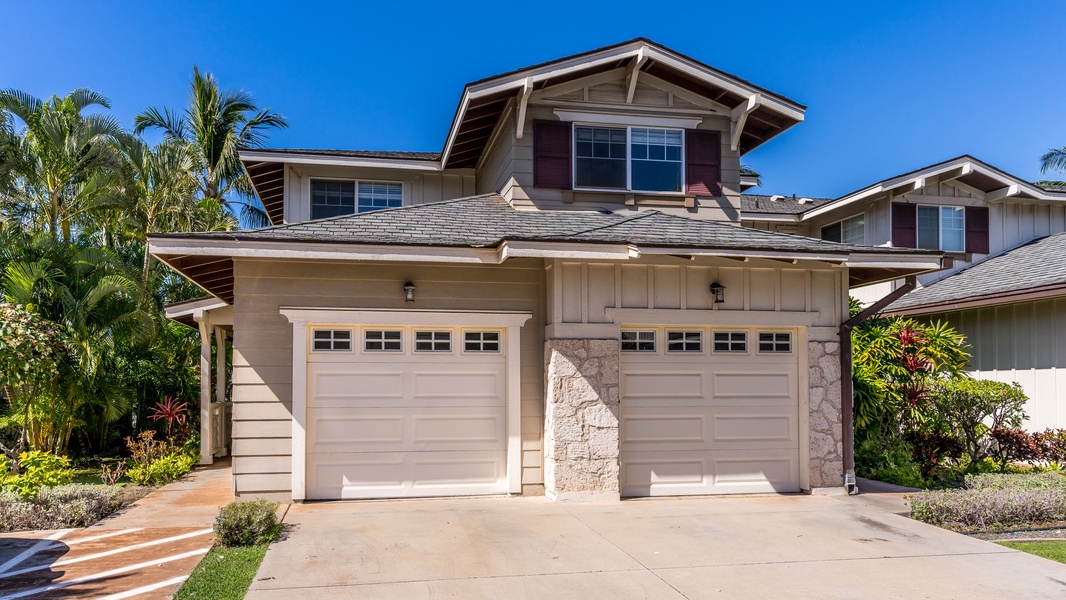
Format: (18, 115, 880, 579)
(808, 340, 843, 489)
(543, 339, 621, 500)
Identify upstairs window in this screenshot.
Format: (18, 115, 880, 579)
(821, 214, 865, 245)
(574, 125, 683, 193)
(311, 180, 402, 219)
(917, 205, 965, 252)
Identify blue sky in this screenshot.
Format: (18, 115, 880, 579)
(4, 1, 1064, 198)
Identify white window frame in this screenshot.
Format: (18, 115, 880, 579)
(413, 330, 452, 353)
(308, 177, 405, 220)
(621, 330, 657, 352)
(363, 329, 404, 353)
(571, 124, 686, 195)
(712, 331, 748, 353)
(463, 330, 502, 353)
(820, 214, 865, 245)
(757, 331, 793, 354)
(915, 204, 966, 253)
(666, 330, 703, 353)
(311, 329, 353, 352)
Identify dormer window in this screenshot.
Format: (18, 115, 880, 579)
(311, 179, 402, 219)
(821, 214, 865, 245)
(573, 125, 683, 193)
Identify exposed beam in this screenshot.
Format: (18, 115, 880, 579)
(945, 179, 987, 200)
(986, 184, 1021, 202)
(729, 93, 761, 152)
(515, 78, 533, 140)
(625, 46, 648, 104)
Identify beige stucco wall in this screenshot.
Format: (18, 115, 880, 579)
(229, 257, 546, 499)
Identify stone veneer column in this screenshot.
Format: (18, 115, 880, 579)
(543, 339, 621, 501)
(808, 340, 844, 490)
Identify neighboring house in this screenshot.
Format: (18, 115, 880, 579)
(744, 155, 1066, 431)
(149, 39, 943, 502)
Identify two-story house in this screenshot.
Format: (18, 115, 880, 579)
(149, 39, 943, 502)
(742, 155, 1066, 431)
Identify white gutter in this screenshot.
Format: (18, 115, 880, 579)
(239, 150, 447, 172)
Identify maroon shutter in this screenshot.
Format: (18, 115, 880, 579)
(685, 130, 722, 196)
(891, 202, 917, 248)
(965, 206, 990, 254)
(533, 120, 572, 190)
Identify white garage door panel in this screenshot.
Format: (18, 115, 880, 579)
(309, 450, 506, 499)
(621, 449, 798, 496)
(307, 407, 506, 453)
(619, 330, 802, 496)
(304, 327, 509, 500)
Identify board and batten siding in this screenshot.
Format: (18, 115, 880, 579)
(546, 256, 848, 330)
(282, 164, 475, 223)
(473, 71, 743, 221)
(230, 258, 546, 499)
(920, 299, 1066, 431)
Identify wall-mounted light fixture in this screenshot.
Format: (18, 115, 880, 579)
(710, 282, 725, 304)
(403, 282, 416, 303)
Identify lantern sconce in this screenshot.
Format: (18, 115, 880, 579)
(710, 282, 725, 304)
(403, 281, 416, 303)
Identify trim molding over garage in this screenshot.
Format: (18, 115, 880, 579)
(605, 308, 821, 327)
(280, 308, 533, 501)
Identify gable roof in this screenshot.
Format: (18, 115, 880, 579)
(150, 194, 945, 304)
(443, 38, 805, 169)
(886, 231, 1066, 314)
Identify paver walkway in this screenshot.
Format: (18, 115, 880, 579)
(0, 458, 233, 599)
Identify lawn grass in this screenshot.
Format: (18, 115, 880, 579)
(174, 543, 269, 600)
(998, 540, 1066, 564)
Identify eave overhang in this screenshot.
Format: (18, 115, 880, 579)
(440, 38, 806, 169)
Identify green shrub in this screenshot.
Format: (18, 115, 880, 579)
(909, 488, 1066, 530)
(964, 472, 1066, 491)
(855, 436, 928, 488)
(0, 451, 74, 499)
(214, 500, 280, 547)
(932, 378, 1028, 469)
(126, 451, 197, 486)
(0, 484, 150, 531)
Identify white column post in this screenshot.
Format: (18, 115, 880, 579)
(506, 325, 523, 494)
(214, 328, 227, 405)
(195, 311, 213, 465)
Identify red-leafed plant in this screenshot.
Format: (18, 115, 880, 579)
(148, 397, 189, 437)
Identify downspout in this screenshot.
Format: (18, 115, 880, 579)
(839, 275, 916, 495)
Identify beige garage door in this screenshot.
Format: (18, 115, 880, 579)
(620, 327, 801, 496)
(305, 326, 508, 500)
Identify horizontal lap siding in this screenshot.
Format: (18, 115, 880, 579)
(231, 258, 546, 498)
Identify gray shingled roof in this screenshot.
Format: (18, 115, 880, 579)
(153, 194, 931, 256)
(247, 148, 442, 161)
(741, 194, 834, 215)
(890, 231, 1066, 310)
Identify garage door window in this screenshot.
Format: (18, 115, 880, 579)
(667, 331, 702, 352)
(621, 331, 656, 352)
(365, 330, 402, 352)
(758, 332, 792, 353)
(713, 332, 747, 353)
(312, 329, 352, 351)
(464, 331, 501, 352)
(415, 331, 451, 352)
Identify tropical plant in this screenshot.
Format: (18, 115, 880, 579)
(932, 379, 1028, 469)
(0, 451, 74, 499)
(134, 67, 287, 227)
(148, 397, 189, 437)
(0, 89, 123, 240)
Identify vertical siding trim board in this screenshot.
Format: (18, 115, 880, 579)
(891, 202, 917, 248)
(966, 206, 990, 254)
(685, 130, 722, 197)
(279, 308, 533, 501)
(533, 120, 572, 190)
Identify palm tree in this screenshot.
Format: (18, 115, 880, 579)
(1038, 148, 1066, 188)
(134, 67, 287, 228)
(0, 89, 124, 241)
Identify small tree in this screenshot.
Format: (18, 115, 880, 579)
(0, 303, 66, 467)
(933, 378, 1028, 469)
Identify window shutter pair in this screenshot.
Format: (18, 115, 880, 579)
(890, 202, 989, 253)
(532, 121, 722, 196)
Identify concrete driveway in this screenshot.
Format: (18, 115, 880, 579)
(247, 493, 1066, 599)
